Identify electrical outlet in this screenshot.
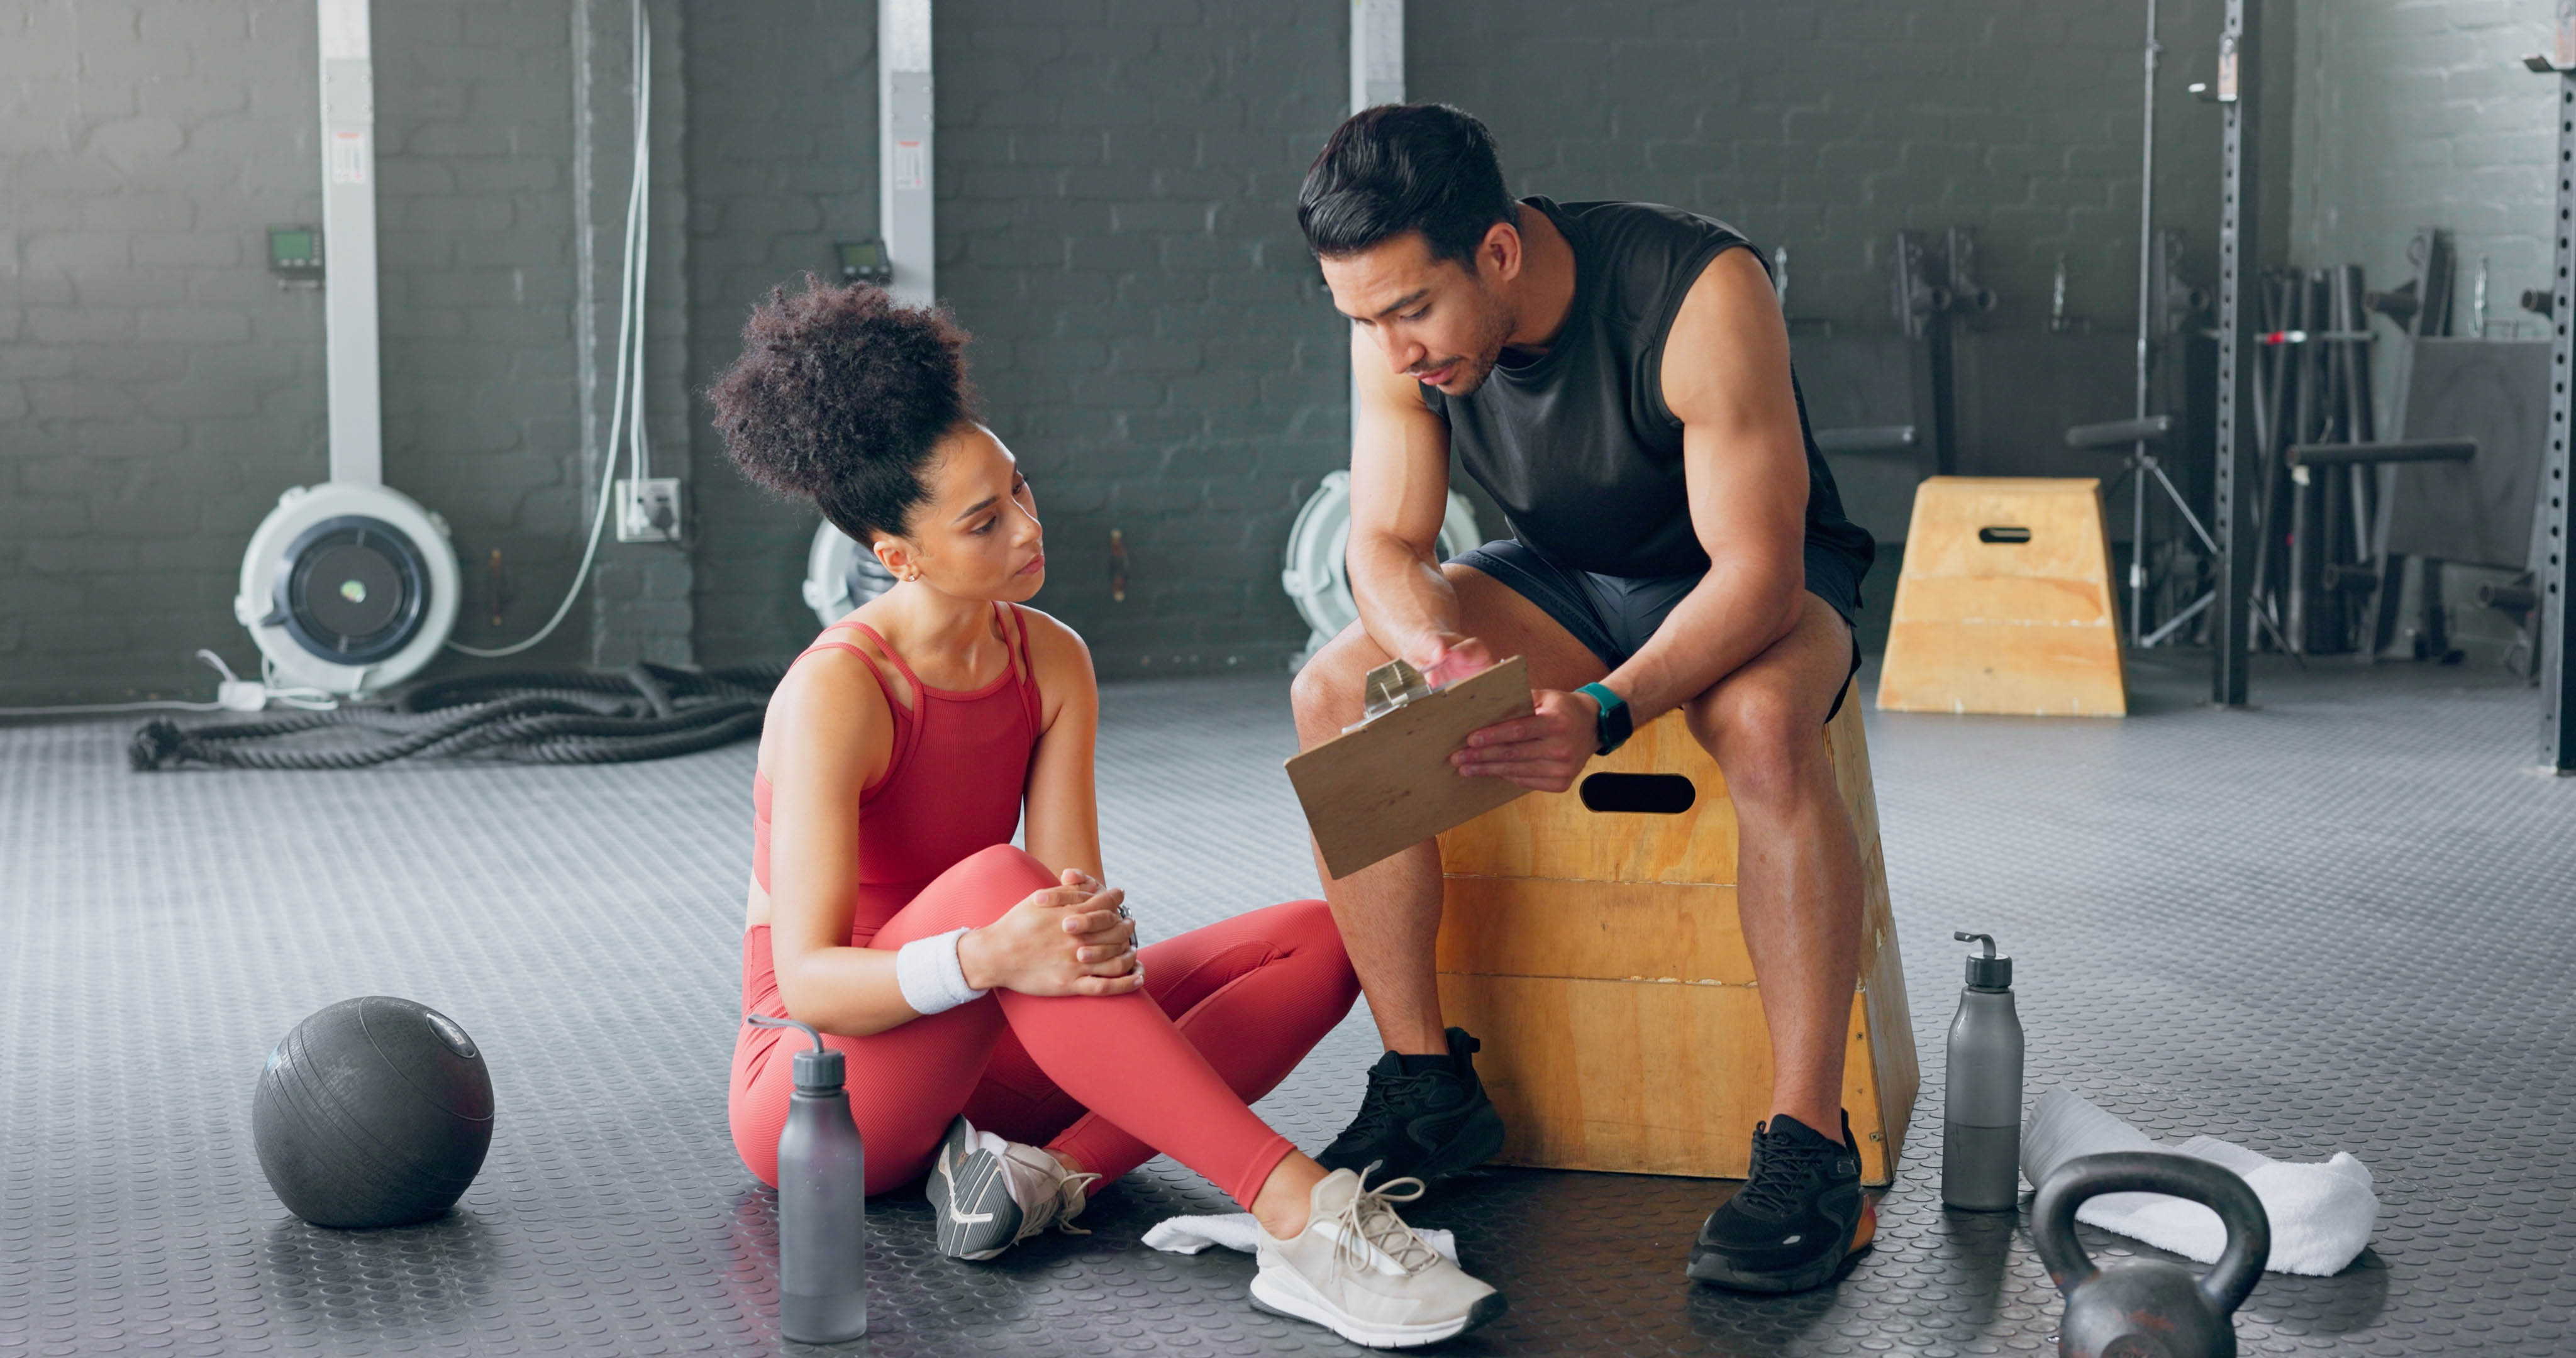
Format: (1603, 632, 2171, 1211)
(616, 477, 681, 543)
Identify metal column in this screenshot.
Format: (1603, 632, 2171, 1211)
(1352, 0, 1402, 111)
(2209, 0, 2260, 707)
(880, 0, 934, 307)
(2532, 6, 2576, 772)
(1349, 1, 1401, 447)
(2129, 0, 2160, 647)
(318, 0, 381, 487)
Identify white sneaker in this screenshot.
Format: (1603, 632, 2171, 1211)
(1250, 1167, 1507, 1349)
(923, 1115, 1101, 1261)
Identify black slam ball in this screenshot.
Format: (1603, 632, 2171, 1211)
(252, 996, 495, 1229)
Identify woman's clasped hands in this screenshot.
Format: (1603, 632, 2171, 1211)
(955, 868, 1143, 997)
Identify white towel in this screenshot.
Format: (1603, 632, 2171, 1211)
(2019, 1088, 2379, 1278)
(1142, 1212, 1460, 1266)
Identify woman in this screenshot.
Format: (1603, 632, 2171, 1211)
(713, 278, 1504, 1350)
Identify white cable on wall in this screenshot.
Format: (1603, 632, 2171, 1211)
(450, 0, 652, 659)
(626, 0, 652, 499)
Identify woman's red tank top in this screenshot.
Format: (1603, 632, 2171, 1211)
(751, 602, 1043, 946)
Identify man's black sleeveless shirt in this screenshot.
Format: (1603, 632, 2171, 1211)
(1422, 197, 1875, 582)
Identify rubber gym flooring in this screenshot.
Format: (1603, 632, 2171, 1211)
(4, 649, 2570, 1356)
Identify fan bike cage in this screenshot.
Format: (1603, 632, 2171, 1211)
(802, 524, 902, 629)
(235, 483, 461, 695)
(1282, 470, 1483, 658)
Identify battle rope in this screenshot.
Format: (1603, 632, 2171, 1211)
(130, 663, 784, 771)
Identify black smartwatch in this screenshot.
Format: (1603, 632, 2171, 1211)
(1576, 682, 1632, 756)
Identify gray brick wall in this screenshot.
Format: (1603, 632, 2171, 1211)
(577, 0, 695, 670)
(675, 0, 1360, 675)
(934, 0, 1348, 676)
(1, 0, 324, 702)
(377, 0, 589, 675)
(0, 0, 690, 705)
(1414, 0, 2209, 336)
(1407, 0, 2291, 497)
(8, 0, 2358, 698)
(680, 0, 874, 668)
(679, 0, 1352, 674)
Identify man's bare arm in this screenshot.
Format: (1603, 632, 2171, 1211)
(1602, 247, 1810, 723)
(1452, 247, 1809, 787)
(1343, 326, 1486, 682)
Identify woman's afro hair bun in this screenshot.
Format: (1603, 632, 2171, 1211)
(707, 274, 977, 542)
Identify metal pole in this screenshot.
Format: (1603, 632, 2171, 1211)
(2534, 5, 2576, 771)
(2131, 0, 2158, 646)
(317, 0, 381, 487)
(2132, 432, 2150, 644)
(880, 0, 935, 307)
(1352, 0, 1403, 111)
(2211, 0, 2259, 705)
(1350, 1, 1402, 456)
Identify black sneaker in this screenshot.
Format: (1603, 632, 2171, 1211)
(1316, 1027, 1506, 1188)
(1686, 1111, 1876, 1293)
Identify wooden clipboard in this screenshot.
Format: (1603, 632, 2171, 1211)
(1284, 655, 1535, 880)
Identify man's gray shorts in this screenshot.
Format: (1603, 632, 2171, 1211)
(1447, 538, 1867, 722)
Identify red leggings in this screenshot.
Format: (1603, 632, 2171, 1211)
(729, 845, 1358, 1207)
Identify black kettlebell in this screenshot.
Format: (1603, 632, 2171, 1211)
(2031, 1151, 2270, 1358)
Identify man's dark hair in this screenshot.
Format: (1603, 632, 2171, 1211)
(707, 275, 977, 544)
(1298, 103, 1518, 265)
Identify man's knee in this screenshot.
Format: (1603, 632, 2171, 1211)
(1289, 622, 1382, 738)
(1688, 680, 1820, 808)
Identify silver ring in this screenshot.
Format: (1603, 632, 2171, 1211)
(1114, 902, 1133, 922)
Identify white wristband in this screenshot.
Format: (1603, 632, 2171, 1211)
(896, 927, 988, 1016)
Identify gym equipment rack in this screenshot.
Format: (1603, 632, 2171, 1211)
(2526, 6, 2576, 773)
(2209, 0, 2261, 708)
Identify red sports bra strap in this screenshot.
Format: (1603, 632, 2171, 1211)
(797, 631, 897, 702)
(797, 627, 924, 781)
(834, 622, 926, 696)
(1004, 604, 1044, 731)
(794, 634, 884, 683)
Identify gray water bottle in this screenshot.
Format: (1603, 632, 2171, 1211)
(750, 1015, 867, 1342)
(1941, 931, 2024, 1211)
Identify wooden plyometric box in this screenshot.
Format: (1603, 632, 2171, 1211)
(1876, 476, 2128, 717)
(1433, 685, 1918, 1186)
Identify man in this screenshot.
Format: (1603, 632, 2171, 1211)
(1287, 104, 1880, 1295)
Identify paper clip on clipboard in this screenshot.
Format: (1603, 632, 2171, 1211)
(1285, 655, 1536, 879)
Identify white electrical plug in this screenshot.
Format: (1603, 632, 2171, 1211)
(197, 649, 269, 712)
